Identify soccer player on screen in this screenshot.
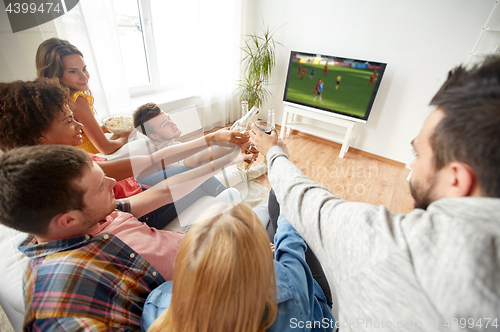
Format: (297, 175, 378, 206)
(313, 80, 323, 102)
(312, 79, 321, 95)
(336, 74, 341, 90)
(368, 74, 375, 86)
(300, 68, 306, 80)
(323, 63, 328, 75)
(309, 68, 315, 79)
(297, 65, 302, 76)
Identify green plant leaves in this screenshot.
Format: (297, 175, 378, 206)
(238, 26, 282, 108)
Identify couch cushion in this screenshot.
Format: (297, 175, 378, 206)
(0, 224, 28, 331)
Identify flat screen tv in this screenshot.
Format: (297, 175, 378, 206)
(283, 51, 386, 123)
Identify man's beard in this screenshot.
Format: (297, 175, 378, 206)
(80, 200, 116, 232)
(409, 176, 436, 210)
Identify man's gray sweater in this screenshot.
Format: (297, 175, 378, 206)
(267, 146, 500, 331)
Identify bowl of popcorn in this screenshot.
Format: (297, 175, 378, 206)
(102, 115, 134, 135)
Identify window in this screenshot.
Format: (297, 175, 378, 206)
(112, 0, 150, 88)
(112, 0, 202, 95)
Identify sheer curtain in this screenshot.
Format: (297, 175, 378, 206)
(54, 0, 131, 120)
(53, 0, 243, 130)
(198, 0, 243, 130)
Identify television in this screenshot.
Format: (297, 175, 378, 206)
(283, 51, 386, 123)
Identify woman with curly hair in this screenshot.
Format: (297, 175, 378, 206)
(0, 79, 74, 150)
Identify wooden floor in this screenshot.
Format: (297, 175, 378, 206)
(207, 125, 415, 215)
(254, 129, 414, 214)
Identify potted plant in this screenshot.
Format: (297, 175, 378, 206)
(238, 26, 282, 110)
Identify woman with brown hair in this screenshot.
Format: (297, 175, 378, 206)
(141, 203, 335, 332)
(36, 37, 129, 155)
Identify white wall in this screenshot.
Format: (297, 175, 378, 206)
(0, 6, 58, 82)
(1, 0, 495, 165)
(243, 0, 496, 165)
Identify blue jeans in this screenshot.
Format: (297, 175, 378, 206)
(267, 189, 332, 308)
(137, 166, 226, 229)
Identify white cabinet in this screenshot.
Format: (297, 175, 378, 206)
(279, 105, 356, 158)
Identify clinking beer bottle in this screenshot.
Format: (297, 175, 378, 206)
(230, 105, 259, 132)
(231, 105, 259, 170)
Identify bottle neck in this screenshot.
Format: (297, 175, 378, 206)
(241, 101, 249, 117)
(268, 110, 275, 128)
(231, 106, 258, 130)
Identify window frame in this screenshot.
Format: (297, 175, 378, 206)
(115, 0, 204, 99)
(116, 0, 161, 96)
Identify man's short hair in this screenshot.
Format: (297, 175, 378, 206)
(429, 56, 500, 197)
(0, 78, 70, 151)
(133, 102, 162, 137)
(0, 145, 92, 235)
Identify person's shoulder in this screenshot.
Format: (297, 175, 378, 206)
(39, 239, 106, 274)
(71, 92, 94, 109)
(158, 140, 180, 147)
(147, 281, 173, 302)
(106, 210, 136, 224)
(142, 281, 173, 332)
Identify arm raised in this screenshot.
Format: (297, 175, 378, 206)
(125, 146, 247, 218)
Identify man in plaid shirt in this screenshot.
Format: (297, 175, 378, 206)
(0, 145, 239, 331)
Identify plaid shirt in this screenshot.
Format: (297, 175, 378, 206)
(18, 231, 165, 331)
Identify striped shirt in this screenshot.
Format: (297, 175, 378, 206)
(19, 232, 165, 331)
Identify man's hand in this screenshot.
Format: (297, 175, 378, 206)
(249, 123, 281, 156)
(210, 128, 249, 147)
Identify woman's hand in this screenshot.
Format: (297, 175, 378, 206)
(239, 141, 259, 164)
(210, 128, 249, 147)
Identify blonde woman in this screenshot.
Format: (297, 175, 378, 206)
(141, 203, 335, 332)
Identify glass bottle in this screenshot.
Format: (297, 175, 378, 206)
(241, 101, 249, 118)
(231, 106, 260, 171)
(267, 109, 275, 130)
(230, 106, 259, 132)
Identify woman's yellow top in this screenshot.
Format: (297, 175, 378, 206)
(70, 91, 100, 154)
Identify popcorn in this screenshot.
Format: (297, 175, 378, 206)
(103, 116, 133, 135)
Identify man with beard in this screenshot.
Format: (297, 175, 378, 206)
(250, 56, 500, 331)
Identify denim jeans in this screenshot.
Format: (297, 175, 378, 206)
(137, 166, 226, 229)
(267, 189, 332, 308)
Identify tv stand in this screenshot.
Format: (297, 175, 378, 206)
(280, 105, 355, 158)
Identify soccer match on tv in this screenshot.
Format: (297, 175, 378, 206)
(284, 52, 386, 120)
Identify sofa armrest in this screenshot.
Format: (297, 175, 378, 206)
(0, 224, 29, 331)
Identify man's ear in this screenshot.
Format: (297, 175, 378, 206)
(446, 161, 478, 197)
(39, 211, 82, 242)
(37, 135, 47, 145)
(149, 133, 159, 141)
(52, 211, 80, 230)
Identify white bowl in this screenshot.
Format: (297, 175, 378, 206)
(102, 115, 134, 135)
